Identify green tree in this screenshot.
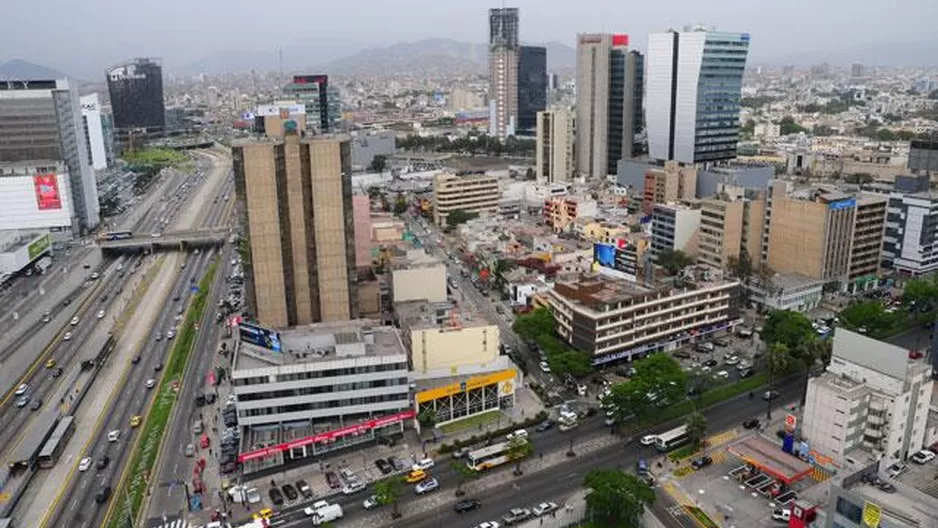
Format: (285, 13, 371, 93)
(393, 193, 408, 215)
(369, 154, 388, 173)
(685, 412, 708, 449)
(373, 476, 404, 519)
(417, 408, 437, 428)
(779, 116, 807, 135)
(656, 249, 695, 275)
(583, 468, 656, 527)
(812, 125, 836, 137)
(512, 308, 555, 341)
(507, 437, 533, 476)
(547, 349, 594, 378)
(901, 277, 938, 307)
(608, 354, 687, 420)
(445, 209, 479, 227)
(896, 130, 918, 141)
(838, 300, 896, 338)
(876, 128, 897, 141)
(766, 342, 791, 378)
(760, 310, 815, 350)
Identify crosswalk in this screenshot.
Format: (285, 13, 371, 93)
(151, 520, 191, 528)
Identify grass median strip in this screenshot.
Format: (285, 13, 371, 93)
(105, 257, 218, 528)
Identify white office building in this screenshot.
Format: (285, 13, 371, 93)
(79, 94, 108, 170)
(646, 26, 750, 164)
(882, 192, 938, 276)
(802, 329, 934, 469)
(651, 202, 701, 257)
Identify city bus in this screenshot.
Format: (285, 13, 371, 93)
(466, 441, 520, 471)
(98, 230, 133, 241)
(654, 425, 690, 452)
(38, 416, 75, 468)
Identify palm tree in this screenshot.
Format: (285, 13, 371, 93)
(685, 412, 708, 449)
(451, 460, 479, 497)
(373, 476, 403, 519)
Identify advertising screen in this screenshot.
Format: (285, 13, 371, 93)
(239, 322, 282, 352)
(593, 242, 638, 280)
(593, 243, 616, 268)
(33, 174, 62, 210)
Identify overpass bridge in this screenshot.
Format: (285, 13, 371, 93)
(99, 228, 229, 254)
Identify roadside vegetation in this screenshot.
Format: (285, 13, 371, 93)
(512, 308, 593, 379)
(122, 148, 188, 195)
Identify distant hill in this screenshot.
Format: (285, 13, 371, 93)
(0, 59, 73, 81)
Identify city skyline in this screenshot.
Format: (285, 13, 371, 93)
(3, 0, 938, 79)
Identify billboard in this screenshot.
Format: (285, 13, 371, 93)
(34, 174, 62, 210)
(28, 233, 51, 261)
(0, 174, 71, 231)
(593, 242, 638, 280)
(238, 322, 282, 352)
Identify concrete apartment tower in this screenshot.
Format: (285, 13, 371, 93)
(232, 131, 358, 328)
(575, 33, 643, 179)
(488, 7, 519, 139)
(646, 26, 750, 164)
(535, 108, 574, 183)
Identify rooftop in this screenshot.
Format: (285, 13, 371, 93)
(553, 268, 737, 310)
(831, 328, 925, 382)
(841, 465, 938, 526)
(233, 320, 406, 371)
(395, 298, 491, 331)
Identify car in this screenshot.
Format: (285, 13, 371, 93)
(325, 471, 341, 489)
(878, 481, 897, 493)
(413, 458, 435, 471)
(673, 350, 691, 359)
(342, 480, 365, 495)
(703, 359, 718, 367)
(296, 479, 313, 498)
(454, 498, 482, 513)
(406, 469, 428, 483)
(474, 523, 501, 528)
(363, 495, 380, 509)
(388, 456, 405, 471)
(506, 429, 529, 442)
(63, 297, 72, 306)
(14, 384, 28, 396)
(167, 329, 176, 340)
(501, 507, 532, 524)
(374, 458, 392, 474)
(532, 502, 558, 517)
(155, 333, 162, 341)
(269, 488, 284, 506)
(886, 463, 909, 479)
(15, 396, 30, 408)
(640, 435, 659, 446)
(538, 361, 551, 373)
(723, 355, 740, 365)
(95, 485, 112, 504)
(154, 362, 163, 372)
(130, 415, 142, 428)
(772, 508, 791, 522)
(691, 456, 713, 470)
(452, 447, 471, 459)
(96, 310, 105, 319)
(90, 272, 100, 280)
(70, 316, 80, 326)
(107, 429, 121, 442)
(909, 349, 925, 359)
(185, 444, 195, 457)
(30, 399, 42, 411)
(51, 367, 63, 378)
(763, 390, 780, 401)
(535, 420, 554, 432)
(255, 508, 274, 520)
(912, 450, 936, 464)
(45, 358, 57, 369)
(415, 477, 439, 494)
(96, 456, 110, 469)
(63, 332, 73, 341)
(78, 457, 93, 472)
(282, 484, 298, 501)
(743, 419, 761, 430)
(145, 379, 156, 389)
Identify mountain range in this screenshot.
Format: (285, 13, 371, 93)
(0, 59, 74, 81)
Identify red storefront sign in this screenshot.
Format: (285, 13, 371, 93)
(238, 409, 416, 463)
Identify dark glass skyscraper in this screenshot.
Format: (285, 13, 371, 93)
(517, 46, 547, 135)
(106, 58, 165, 150)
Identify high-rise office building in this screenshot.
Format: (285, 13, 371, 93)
(106, 58, 165, 151)
(535, 108, 574, 183)
(0, 78, 99, 232)
(517, 46, 547, 135)
(575, 34, 643, 179)
(233, 132, 358, 328)
(284, 75, 339, 134)
(79, 94, 108, 170)
(646, 26, 750, 164)
(488, 7, 519, 139)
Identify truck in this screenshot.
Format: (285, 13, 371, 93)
(312, 503, 344, 525)
(35, 256, 52, 275)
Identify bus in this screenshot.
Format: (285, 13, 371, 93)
(98, 230, 133, 241)
(38, 416, 75, 468)
(466, 441, 524, 471)
(654, 425, 690, 452)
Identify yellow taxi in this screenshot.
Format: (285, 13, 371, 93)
(45, 358, 57, 369)
(129, 415, 142, 428)
(405, 469, 427, 483)
(253, 508, 274, 520)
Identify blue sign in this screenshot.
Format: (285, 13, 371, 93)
(239, 322, 282, 352)
(829, 198, 856, 210)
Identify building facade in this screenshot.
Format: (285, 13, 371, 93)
(283, 75, 339, 135)
(641, 161, 697, 213)
(517, 46, 547, 135)
(650, 203, 701, 257)
(882, 192, 938, 276)
(79, 94, 108, 170)
(0, 79, 99, 233)
(548, 272, 740, 365)
(697, 197, 744, 270)
(646, 27, 750, 163)
(488, 8, 519, 139)
(543, 196, 598, 233)
(106, 58, 165, 150)
(575, 33, 643, 179)
(432, 172, 500, 226)
(233, 133, 358, 328)
(0, 161, 73, 237)
(350, 131, 396, 171)
(535, 108, 574, 183)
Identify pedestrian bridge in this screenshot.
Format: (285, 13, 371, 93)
(99, 228, 229, 254)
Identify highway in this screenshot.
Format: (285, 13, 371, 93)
(230, 376, 803, 528)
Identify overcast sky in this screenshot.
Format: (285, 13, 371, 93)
(3, 0, 937, 77)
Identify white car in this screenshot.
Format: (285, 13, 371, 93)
(532, 502, 558, 517)
(772, 509, 791, 522)
(78, 457, 93, 472)
(911, 450, 936, 464)
(474, 523, 501, 528)
(506, 429, 529, 442)
(90, 272, 100, 280)
(538, 361, 551, 373)
(63, 332, 73, 341)
(97, 310, 105, 319)
(415, 477, 439, 494)
(14, 384, 28, 396)
(412, 458, 435, 471)
(70, 316, 80, 326)
(107, 429, 121, 442)
(145, 379, 156, 389)
(640, 435, 659, 446)
(363, 495, 379, 509)
(723, 355, 739, 365)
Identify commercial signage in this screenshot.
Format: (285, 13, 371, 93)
(255, 104, 305, 117)
(33, 174, 62, 210)
(238, 409, 415, 463)
(27, 234, 51, 261)
(785, 414, 797, 432)
(862, 501, 881, 527)
(592, 242, 637, 281)
(828, 198, 856, 210)
(238, 322, 282, 352)
(415, 369, 516, 404)
(612, 34, 629, 46)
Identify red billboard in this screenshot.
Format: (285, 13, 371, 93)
(33, 174, 62, 210)
(612, 34, 629, 46)
(237, 409, 416, 463)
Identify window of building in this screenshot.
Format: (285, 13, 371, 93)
(835, 497, 862, 523)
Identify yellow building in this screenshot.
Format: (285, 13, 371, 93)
(396, 300, 501, 374)
(432, 172, 500, 226)
(413, 369, 518, 428)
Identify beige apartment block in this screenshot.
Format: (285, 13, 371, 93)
(233, 133, 357, 328)
(432, 172, 500, 227)
(536, 108, 574, 183)
(642, 160, 697, 213)
(849, 195, 887, 283)
(698, 197, 744, 270)
(397, 300, 501, 374)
